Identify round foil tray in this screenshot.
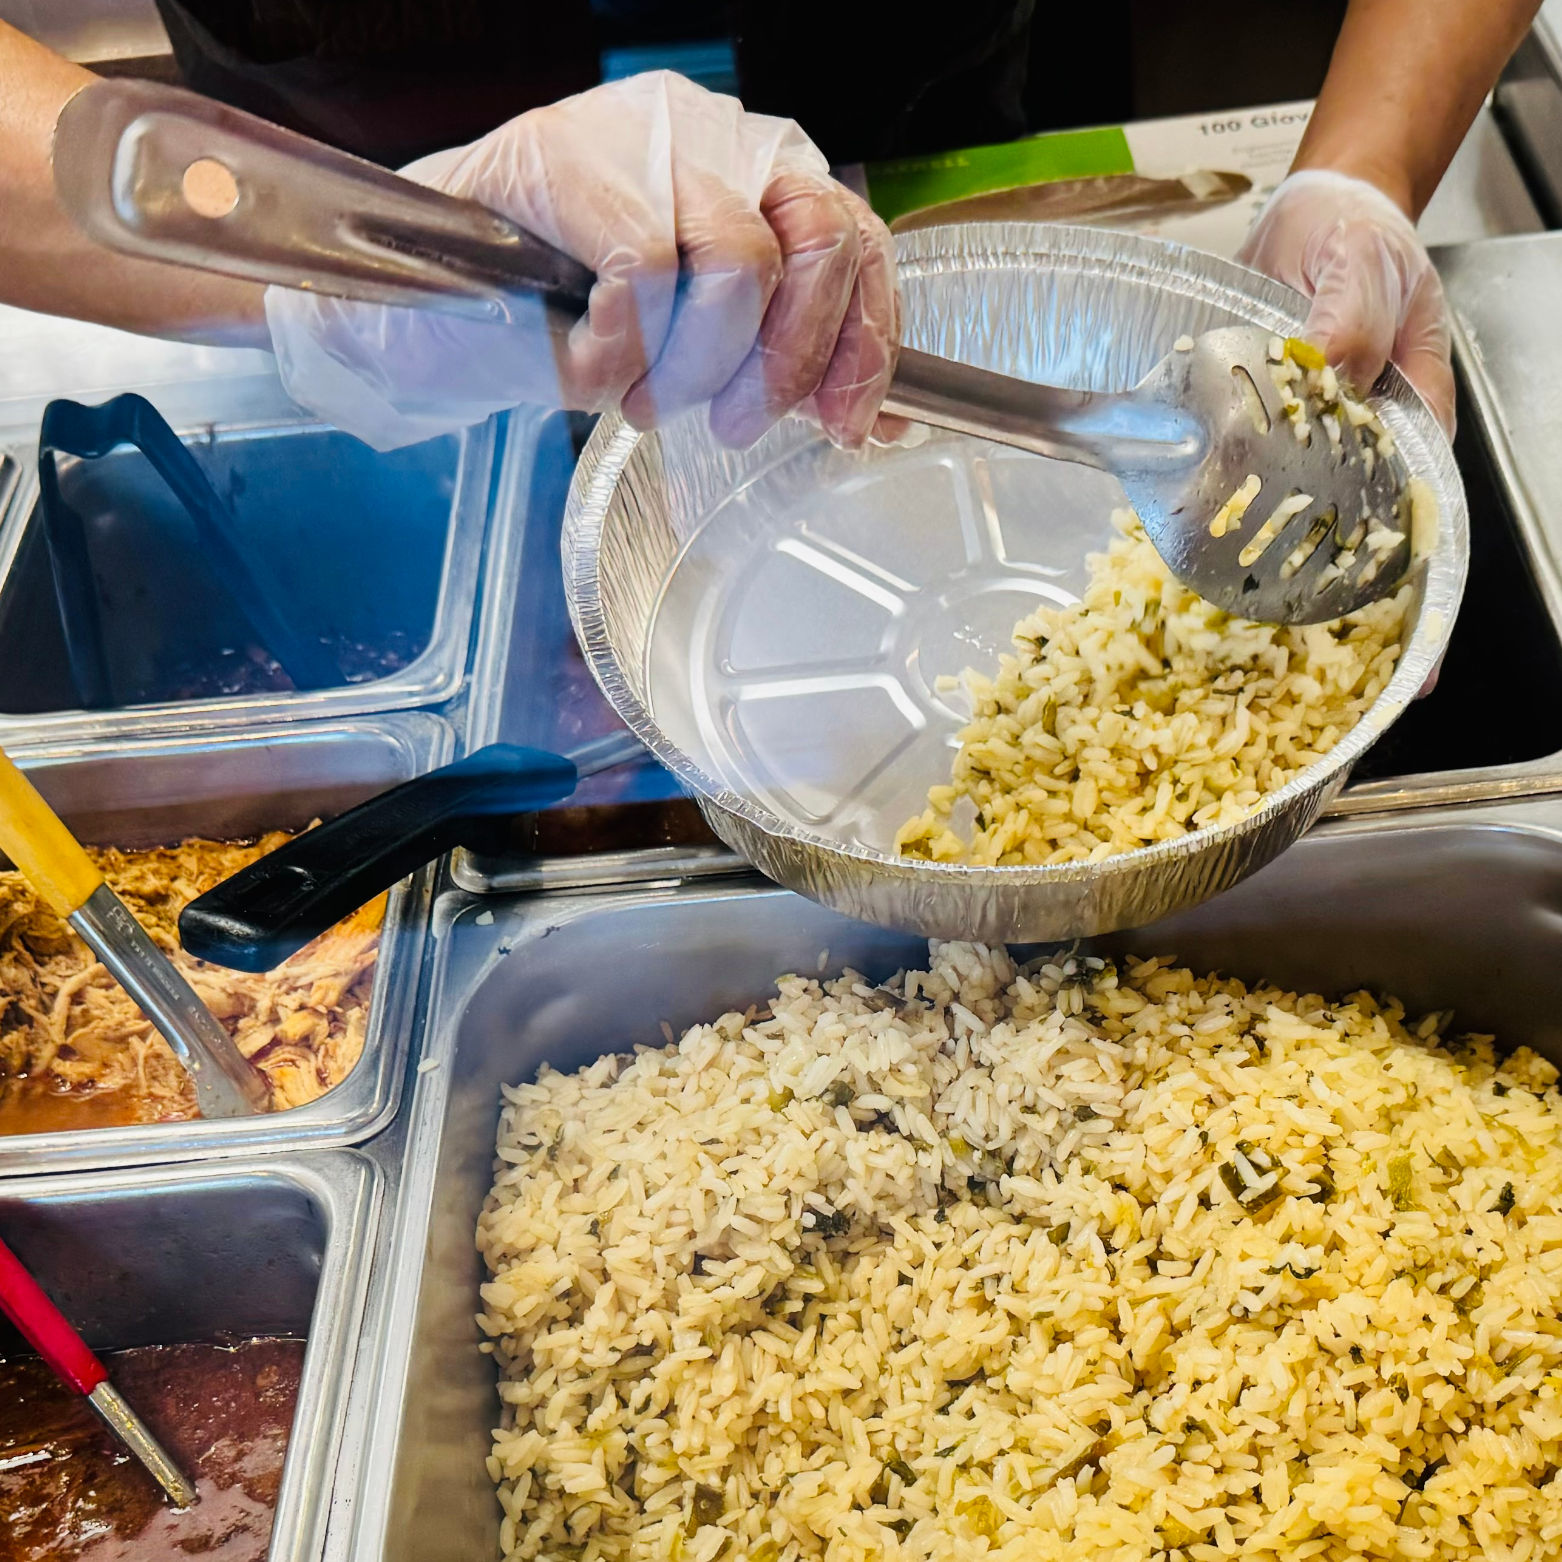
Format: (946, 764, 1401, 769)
(564, 223, 1468, 942)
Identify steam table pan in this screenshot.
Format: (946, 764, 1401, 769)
(334, 789, 1562, 1562)
(566, 223, 1468, 943)
(0, 1150, 376, 1562)
(0, 712, 448, 1174)
(0, 408, 496, 742)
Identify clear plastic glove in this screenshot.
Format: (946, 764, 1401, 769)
(1237, 168, 1455, 439)
(263, 71, 900, 452)
(1243, 168, 1450, 697)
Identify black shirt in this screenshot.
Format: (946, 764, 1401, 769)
(153, 0, 1347, 168)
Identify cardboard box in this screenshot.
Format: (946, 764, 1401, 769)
(854, 101, 1313, 261)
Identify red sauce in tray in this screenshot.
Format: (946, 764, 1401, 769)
(0, 1338, 305, 1561)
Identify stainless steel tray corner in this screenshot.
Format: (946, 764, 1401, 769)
(341, 791, 1562, 1560)
(0, 401, 500, 743)
(462, 403, 561, 743)
(0, 1149, 379, 1562)
(460, 404, 746, 893)
(0, 439, 26, 599)
(0, 710, 453, 1175)
(0, 443, 19, 526)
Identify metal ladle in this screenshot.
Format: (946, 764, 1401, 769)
(51, 79, 1413, 624)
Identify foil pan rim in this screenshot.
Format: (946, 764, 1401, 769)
(565, 222, 1467, 893)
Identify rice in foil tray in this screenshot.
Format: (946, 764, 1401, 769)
(895, 512, 1408, 867)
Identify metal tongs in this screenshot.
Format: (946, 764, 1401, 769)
(37, 391, 339, 709)
(51, 80, 1413, 624)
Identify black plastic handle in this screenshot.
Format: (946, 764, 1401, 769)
(35, 406, 109, 709)
(179, 744, 580, 972)
(38, 394, 340, 706)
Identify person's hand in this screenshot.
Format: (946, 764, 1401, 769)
(263, 71, 900, 452)
(1237, 168, 1455, 439)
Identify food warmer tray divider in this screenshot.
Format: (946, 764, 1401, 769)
(455, 405, 746, 893)
(0, 710, 450, 1176)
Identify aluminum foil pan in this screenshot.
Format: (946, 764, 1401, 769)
(563, 223, 1468, 942)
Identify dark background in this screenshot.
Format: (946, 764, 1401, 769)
(150, 0, 1351, 166)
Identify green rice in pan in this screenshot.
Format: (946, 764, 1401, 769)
(478, 944, 1562, 1562)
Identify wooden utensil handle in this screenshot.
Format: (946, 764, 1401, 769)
(0, 747, 103, 917)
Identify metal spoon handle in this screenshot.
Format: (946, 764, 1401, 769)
(883, 348, 1137, 468)
(53, 78, 594, 323)
(0, 1235, 198, 1508)
(72, 884, 268, 1115)
(53, 78, 1168, 469)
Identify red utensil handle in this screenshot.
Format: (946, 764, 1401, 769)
(0, 1235, 106, 1394)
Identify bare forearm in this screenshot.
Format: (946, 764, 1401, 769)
(1295, 0, 1541, 216)
(0, 22, 268, 346)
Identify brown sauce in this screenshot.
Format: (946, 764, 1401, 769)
(504, 638, 721, 858)
(0, 1080, 171, 1136)
(0, 1338, 304, 1561)
(514, 797, 720, 857)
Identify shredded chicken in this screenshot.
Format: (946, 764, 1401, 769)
(0, 834, 383, 1130)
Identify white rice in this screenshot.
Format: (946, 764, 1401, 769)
(895, 511, 1407, 866)
(476, 945, 1562, 1561)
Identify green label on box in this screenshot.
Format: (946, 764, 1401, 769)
(865, 126, 1135, 225)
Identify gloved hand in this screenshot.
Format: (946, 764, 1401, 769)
(1237, 168, 1455, 439)
(263, 71, 900, 452)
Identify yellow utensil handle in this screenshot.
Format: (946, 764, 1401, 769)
(0, 748, 104, 917)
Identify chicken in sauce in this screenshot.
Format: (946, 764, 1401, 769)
(0, 834, 382, 1134)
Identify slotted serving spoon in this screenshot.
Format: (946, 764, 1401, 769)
(888, 336, 1411, 621)
(51, 79, 1413, 623)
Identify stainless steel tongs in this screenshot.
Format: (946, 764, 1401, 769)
(52, 79, 1413, 624)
